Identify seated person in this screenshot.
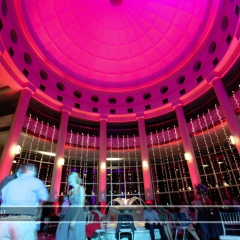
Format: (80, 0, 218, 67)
(179, 201, 200, 240)
(168, 206, 180, 236)
(115, 210, 136, 240)
(143, 205, 167, 240)
(157, 207, 173, 240)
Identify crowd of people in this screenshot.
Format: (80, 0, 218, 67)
(0, 164, 86, 240)
(1, 165, 240, 240)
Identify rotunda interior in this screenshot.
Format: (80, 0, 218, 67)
(0, 0, 240, 206)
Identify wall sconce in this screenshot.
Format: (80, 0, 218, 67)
(102, 162, 106, 170)
(15, 145, 21, 155)
(229, 135, 236, 145)
(184, 153, 191, 161)
(143, 160, 148, 168)
(59, 158, 65, 166)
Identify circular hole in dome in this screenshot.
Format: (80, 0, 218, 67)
(221, 16, 228, 31)
(91, 95, 99, 103)
(23, 52, 32, 65)
(109, 97, 117, 104)
(1, 0, 7, 17)
(177, 76, 185, 85)
(40, 70, 48, 80)
(110, 0, 123, 6)
(193, 61, 201, 72)
(10, 29, 18, 44)
(74, 91, 82, 99)
(56, 82, 65, 91)
(126, 96, 134, 103)
(208, 41, 216, 54)
(143, 93, 151, 100)
(160, 86, 169, 94)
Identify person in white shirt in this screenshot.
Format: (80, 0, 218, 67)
(0, 163, 49, 240)
(143, 205, 167, 240)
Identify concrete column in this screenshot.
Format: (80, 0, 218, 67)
(137, 115, 154, 201)
(174, 104, 201, 188)
(50, 110, 69, 202)
(98, 117, 107, 204)
(212, 78, 240, 155)
(0, 89, 32, 182)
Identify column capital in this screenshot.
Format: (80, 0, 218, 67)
(171, 100, 182, 108)
(136, 112, 145, 119)
(61, 105, 72, 114)
(23, 82, 36, 93)
(99, 114, 108, 121)
(206, 73, 222, 85)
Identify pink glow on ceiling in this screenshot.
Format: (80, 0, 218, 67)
(22, 0, 210, 88)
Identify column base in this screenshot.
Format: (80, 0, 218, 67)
(99, 202, 107, 214)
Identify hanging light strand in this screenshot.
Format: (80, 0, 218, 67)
(150, 132, 160, 193)
(133, 134, 141, 196)
(79, 132, 84, 178)
(167, 127, 180, 191)
(197, 115, 218, 188)
(45, 125, 56, 184)
(34, 121, 44, 162)
(38, 122, 49, 178)
(162, 129, 173, 192)
(27, 117, 38, 163)
(83, 133, 90, 190)
(156, 130, 167, 192)
(215, 105, 240, 176)
(122, 135, 127, 198)
(18, 114, 32, 165)
(190, 119, 209, 186)
(202, 113, 226, 186)
(232, 91, 240, 110)
(110, 135, 113, 198)
(127, 135, 133, 194)
(117, 135, 121, 194)
(92, 135, 97, 197)
(64, 130, 73, 193)
(74, 132, 79, 171)
(173, 125, 188, 189)
(207, 109, 232, 186)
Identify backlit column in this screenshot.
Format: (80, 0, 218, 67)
(0, 88, 32, 182)
(212, 78, 240, 155)
(137, 114, 153, 202)
(50, 109, 69, 202)
(98, 116, 107, 209)
(174, 104, 201, 188)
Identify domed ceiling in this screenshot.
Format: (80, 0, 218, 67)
(21, 0, 210, 89)
(1, 0, 239, 120)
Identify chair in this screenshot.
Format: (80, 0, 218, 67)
(219, 211, 240, 239)
(94, 214, 110, 240)
(178, 213, 192, 240)
(116, 214, 136, 240)
(118, 221, 133, 240)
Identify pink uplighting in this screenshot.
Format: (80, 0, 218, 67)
(21, 0, 209, 89)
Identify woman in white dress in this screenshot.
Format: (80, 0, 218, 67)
(56, 172, 86, 240)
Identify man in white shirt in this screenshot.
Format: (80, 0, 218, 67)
(143, 205, 167, 240)
(0, 163, 49, 240)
